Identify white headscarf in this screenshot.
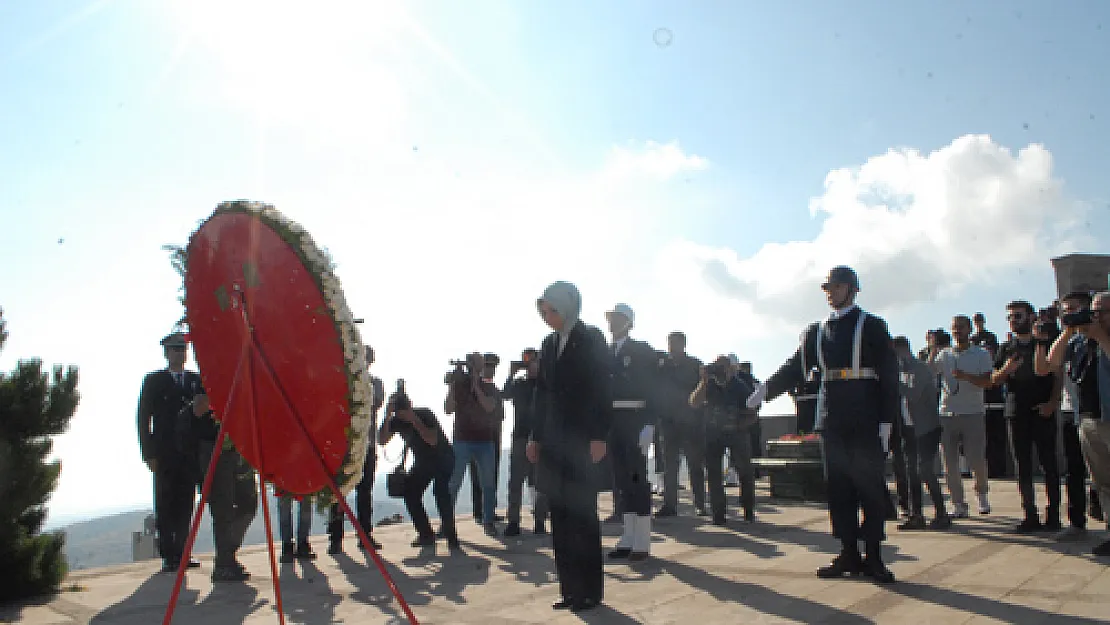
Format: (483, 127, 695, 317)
(538, 281, 582, 356)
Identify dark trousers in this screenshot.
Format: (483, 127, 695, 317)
(153, 461, 194, 565)
(1062, 421, 1088, 529)
(550, 492, 603, 603)
(1009, 413, 1061, 520)
(660, 420, 706, 510)
(653, 425, 664, 472)
(406, 454, 457, 540)
(610, 420, 652, 515)
(985, 408, 1010, 477)
(916, 427, 946, 515)
(891, 424, 922, 516)
(507, 436, 548, 525)
(200, 441, 258, 567)
(704, 427, 754, 521)
(328, 452, 377, 543)
(823, 428, 888, 544)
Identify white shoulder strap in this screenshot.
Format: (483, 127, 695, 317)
(852, 310, 868, 375)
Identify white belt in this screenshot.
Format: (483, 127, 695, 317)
(613, 400, 647, 410)
(984, 403, 1005, 410)
(823, 367, 878, 381)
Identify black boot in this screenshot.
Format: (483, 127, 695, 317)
(817, 543, 863, 578)
(862, 541, 895, 583)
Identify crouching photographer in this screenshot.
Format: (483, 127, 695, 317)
(378, 381, 460, 551)
(689, 355, 759, 525)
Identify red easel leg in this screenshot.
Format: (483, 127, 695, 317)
(162, 340, 249, 625)
(244, 347, 287, 625)
(246, 341, 420, 625)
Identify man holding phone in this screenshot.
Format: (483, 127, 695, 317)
(502, 348, 549, 536)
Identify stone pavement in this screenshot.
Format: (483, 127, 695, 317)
(3, 479, 1109, 624)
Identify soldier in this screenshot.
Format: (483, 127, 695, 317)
(605, 303, 657, 561)
(748, 266, 899, 583)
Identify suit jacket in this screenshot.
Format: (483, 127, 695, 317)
(137, 369, 205, 467)
(532, 320, 612, 502)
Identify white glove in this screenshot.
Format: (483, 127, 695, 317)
(746, 382, 767, 409)
(639, 424, 654, 454)
(879, 422, 892, 453)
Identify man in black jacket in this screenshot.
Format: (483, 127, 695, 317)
(750, 266, 900, 583)
(503, 348, 548, 536)
(136, 332, 205, 573)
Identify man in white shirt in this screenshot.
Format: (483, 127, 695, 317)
(928, 315, 994, 517)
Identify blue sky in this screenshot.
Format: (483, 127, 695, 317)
(1, 0, 1107, 523)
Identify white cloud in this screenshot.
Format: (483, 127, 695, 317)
(602, 140, 709, 181)
(664, 134, 1090, 333)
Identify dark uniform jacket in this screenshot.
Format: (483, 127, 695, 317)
(532, 320, 613, 502)
(609, 337, 660, 439)
(137, 369, 205, 466)
(765, 306, 900, 434)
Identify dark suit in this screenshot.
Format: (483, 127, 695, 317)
(137, 369, 204, 566)
(765, 307, 900, 546)
(609, 338, 658, 516)
(533, 320, 612, 604)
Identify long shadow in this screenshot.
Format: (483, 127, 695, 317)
(333, 549, 423, 623)
(464, 540, 557, 588)
(874, 581, 1110, 625)
(276, 558, 341, 625)
(661, 558, 875, 624)
(88, 572, 212, 624)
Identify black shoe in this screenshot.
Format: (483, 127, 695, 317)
(1015, 517, 1043, 533)
(503, 523, 521, 537)
(654, 506, 677, 518)
(712, 516, 727, 527)
(483, 522, 499, 537)
(898, 515, 927, 531)
(571, 598, 600, 612)
(327, 541, 343, 555)
(608, 547, 631, 559)
(1043, 515, 1063, 532)
(862, 558, 895, 583)
(294, 542, 317, 560)
(817, 551, 864, 578)
(1093, 538, 1110, 557)
(602, 513, 622, 524)
(187, 559, 201, 568)
(553, 599, 574, 610)
(160, 560, 179, 573)
(411, 534, 436, 548)
(533, 522, 548, 535)
(929, 514, 952, 530)
(211, 565, 250, 583)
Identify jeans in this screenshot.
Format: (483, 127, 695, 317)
(449, 440, 498, 524)
(278, 495, 312, 545)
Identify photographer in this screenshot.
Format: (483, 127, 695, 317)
(690, 355, 758, 525)
(502, 348, 548, 536)
(445, 352, 503, 536)
(379, 385, 460, 550)
(655, 332, 706, 517)
(1036, 291, 1110, 549)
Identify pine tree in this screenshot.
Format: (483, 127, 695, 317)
(0, 308, 80, 602)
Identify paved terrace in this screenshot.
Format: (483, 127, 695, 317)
(4, 479, 1109, 624)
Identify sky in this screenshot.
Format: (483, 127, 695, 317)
(1, 0, 1108, 524)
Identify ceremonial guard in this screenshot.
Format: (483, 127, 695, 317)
(137, 332, 205, 573)
(605, 303, 657, 561)
(749, 266, 899, 583)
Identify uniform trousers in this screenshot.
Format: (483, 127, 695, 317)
(153, 458, 195, 565)
(550, 488, 603, 603)
(610, 417, 652, 515)
(660, 419, 706, 511)
(1009, 411, 1061, 520)
(823, 427, 888, 544)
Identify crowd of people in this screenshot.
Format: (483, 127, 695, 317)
(136, 267, 1110, 612)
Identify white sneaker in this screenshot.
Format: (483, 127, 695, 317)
(977, 494, 991, 515)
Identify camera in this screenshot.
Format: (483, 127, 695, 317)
(511, 350, 537, 370)
(1061, 309, 1094, 328)
(444, 359, 472, 384)
(390, 379, 411, 412)
(706, 362, 729, 381)
(1035, 320, 1058, 337)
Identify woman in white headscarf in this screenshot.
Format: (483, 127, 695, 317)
(527, 281, 612, 612)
